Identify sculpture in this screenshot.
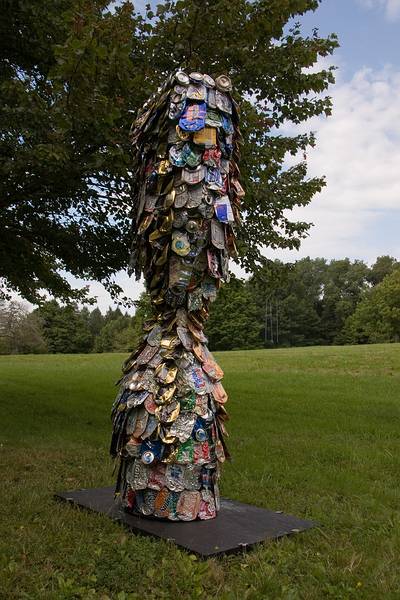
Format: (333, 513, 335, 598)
(110, 70, 244, 520)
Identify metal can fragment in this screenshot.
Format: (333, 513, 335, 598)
(176, 490, 201, 521)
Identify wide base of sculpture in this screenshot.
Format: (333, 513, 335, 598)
(55, 486, 317, 557)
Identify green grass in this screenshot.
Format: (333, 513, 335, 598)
(1, 345, 400, 599)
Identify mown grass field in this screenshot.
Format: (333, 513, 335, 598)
(1, 344, 400, 600)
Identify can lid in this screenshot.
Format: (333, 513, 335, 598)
(203, 74, 215, 88)
(175, 71, 189, 85)
(215, 74, 232, 92)
(189, 71, 204, 83)
(141, 450, 155, 465)
(195, 428, 207, 442)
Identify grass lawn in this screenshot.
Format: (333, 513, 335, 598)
(1, 344, 400, 599)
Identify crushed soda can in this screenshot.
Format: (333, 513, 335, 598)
(147, 462, 166, 490)
(169, 412, 196, 442)
(176, 490, 201, 521)
(165, 464, 186, 492)
(126, 459, 149, 490)
(198, 489, 217, 520)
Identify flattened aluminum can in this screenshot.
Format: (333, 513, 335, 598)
(147, 324, 163, 347)
(191, 365, 207, 395)
(170, 412, 196, 442)
(188, 288, 203, 312)
(192, 341, 205, 363)
(212, 381, 228, 404)
(156, 384, 176, 405)
(176, 490, 201, 521)
(169, 143, 186, 167)
(171, 231, 191, 256)
(126, 458, 149, 490)
(174, 183, 189, 208)
(215, 74, 232, 92)
(174, 369, 193, 398)
(202, 359, 224, 381)
(155, 362, 178, 384)
(193, 126, 216, 147)
(125, 436, 141, 457)
(176, 438, 194, 464)
(215, 439, 226, 463)
(194, 396, 208, 417)
(176, 307, 189, 328)
(133, 490, 145, 513)
(207, 87, 217, 109)
(183, 464, 202, 490)
(167, 491, 180, 521)
(168, 99, 185, 120)
(179, 392, 196, 411)
(182, 165, 206, 186)
(189, 71, 204, 83)
(215, 90, 232, 114)
(200, 466, 212, 489)
(172, 209, 188, 229)
(125, 410, 138, 435)
(156, 400, 180, 423)
(132, 407, 149, 437)
(154, 487, 171, 519)
(187, 83, 206, 101)
(141, 489, 157, 515)
(126, 389, 150, 408)
(144, 395, 158, 414)
(186, 182, 203, 208)
(210, 219, 225, 250)
(193, 441, 211, 465)
(165, 464, 186, 492)
(125, 488, 135, 510)
(177, 326, 193, 350)
(141, 414, 158, 439)
(175, 350, 194, 370)
(148, 462, 166, 491)
(198, 489, 217, 520)
(175, 70, 189, 86)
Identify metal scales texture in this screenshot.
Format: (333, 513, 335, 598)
(110, 71, 245, 521)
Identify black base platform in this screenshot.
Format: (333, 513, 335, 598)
(55, 486, 316, 557)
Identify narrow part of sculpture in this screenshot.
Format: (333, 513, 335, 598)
(110, 70, 245, 521)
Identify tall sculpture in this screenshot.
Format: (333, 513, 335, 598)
(110, 70, 245, 521)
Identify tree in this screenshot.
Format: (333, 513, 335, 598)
(206, 277, 262, 350)
(343, 270, 400, 344)
(0, 300, 47, 354)
(36, 300, 93, 353)
(367, 256, 399, 286)
(320, 259, 369, 344)
(1, 0, 338, 304)
(87, 307, 104, 337)
(94, 313, 132, 352)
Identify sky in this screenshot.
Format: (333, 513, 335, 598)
(31, 0, 400, 312)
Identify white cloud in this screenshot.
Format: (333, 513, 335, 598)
(270, 65, 400, 264)
(356, 0, 400, 20)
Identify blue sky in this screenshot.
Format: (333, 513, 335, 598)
(300, 0, 400, 75)
(62, 1, 400, 310)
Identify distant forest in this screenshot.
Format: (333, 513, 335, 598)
(1, 256, 399, 354)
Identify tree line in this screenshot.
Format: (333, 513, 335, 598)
(1, 255, 398, 355)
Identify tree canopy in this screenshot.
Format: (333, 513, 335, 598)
(1, 0, 338, 304)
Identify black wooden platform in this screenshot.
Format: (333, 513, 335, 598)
(55, 486, 316, 558)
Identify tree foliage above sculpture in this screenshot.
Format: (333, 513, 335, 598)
(0, 0, 338, 303)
